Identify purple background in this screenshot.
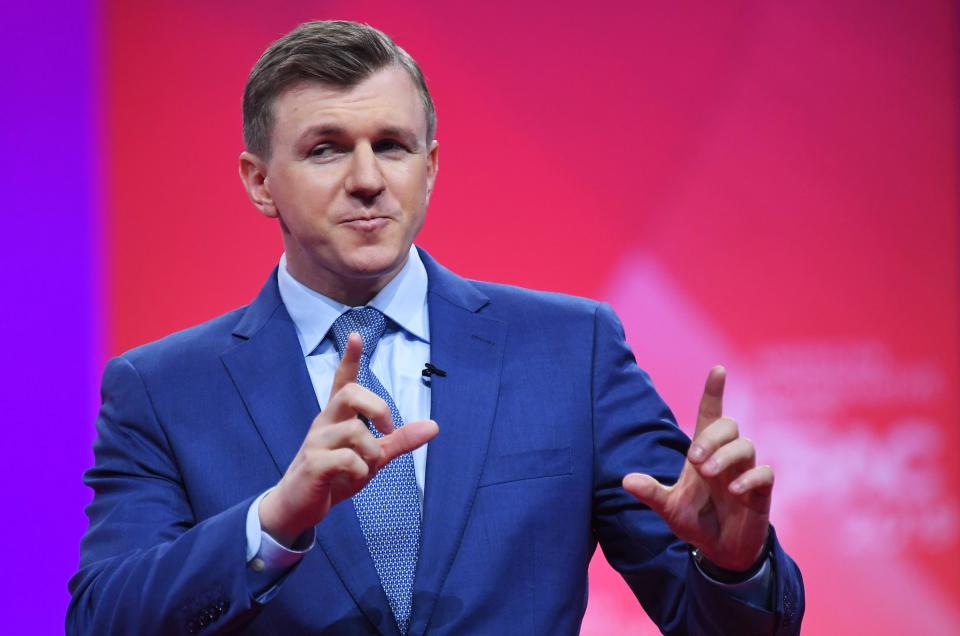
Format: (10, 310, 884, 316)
(1, 2, 101, 632)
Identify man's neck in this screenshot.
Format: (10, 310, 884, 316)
(284, 254, 409, 308)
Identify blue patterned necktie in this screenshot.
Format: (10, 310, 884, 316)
(330, 307, 420, 635)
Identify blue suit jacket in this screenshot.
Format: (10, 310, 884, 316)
(69, 250, 804, 635)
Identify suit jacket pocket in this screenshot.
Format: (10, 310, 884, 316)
(478, 447, 572, 487)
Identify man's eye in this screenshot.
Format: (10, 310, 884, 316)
(308, 144, 337, 158)
(374, 140, 407, 155)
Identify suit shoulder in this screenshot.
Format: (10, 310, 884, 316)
(119, 305, 249, 372)
(470, 279, 605, 320)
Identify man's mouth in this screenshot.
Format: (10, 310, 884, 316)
(341, 216, 391, 232)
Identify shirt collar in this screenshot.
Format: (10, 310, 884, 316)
(277, 245, 430, 356)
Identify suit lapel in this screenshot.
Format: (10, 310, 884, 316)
(221, 284, 317, 477)
(221, 269, 397, 635)
(408, 251, 506, 635)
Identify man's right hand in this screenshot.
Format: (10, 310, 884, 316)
(258, 332, 439, 547)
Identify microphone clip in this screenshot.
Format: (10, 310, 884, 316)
(421, 362, 447, 378)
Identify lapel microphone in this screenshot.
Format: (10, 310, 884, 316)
(421, 362, 447, 378)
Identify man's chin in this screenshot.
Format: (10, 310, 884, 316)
(350, 242, 403, 264)
(336, 246, 410, 284)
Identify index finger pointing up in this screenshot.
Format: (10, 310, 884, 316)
(329, 332, 363, 402)
(695, 365, 726, 438)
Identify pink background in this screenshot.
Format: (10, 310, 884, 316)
(97, 1, 959, 633)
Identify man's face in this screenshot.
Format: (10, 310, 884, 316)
(243, 65, 438, 304)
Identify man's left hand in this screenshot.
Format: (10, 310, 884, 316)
(623, 366, 772, 573)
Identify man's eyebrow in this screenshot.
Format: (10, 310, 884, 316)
(377, 127, 418, 143)
(298, 125, 343, 140)
(295, 125, 420, 146)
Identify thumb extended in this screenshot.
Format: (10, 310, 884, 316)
(623, 473, 669, 515)
(378, 419, 440, 467)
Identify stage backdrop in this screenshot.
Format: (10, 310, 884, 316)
(7, 1, 957, 633)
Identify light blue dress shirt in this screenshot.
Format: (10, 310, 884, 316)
(243, 245, 771, 605)
(245, 246, 431, 598)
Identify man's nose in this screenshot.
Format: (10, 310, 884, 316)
(345, 143, 385, 202)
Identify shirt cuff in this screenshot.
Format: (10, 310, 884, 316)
(692, 554, 773, 608)
(245, 489, 316, 602)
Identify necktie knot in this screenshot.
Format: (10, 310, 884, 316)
(330, 307, 387, 360)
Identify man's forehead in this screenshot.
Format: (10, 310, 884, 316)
(275, 69, 423, 119)
(269, 69, 427, 144)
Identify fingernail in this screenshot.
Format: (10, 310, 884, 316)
(704, 459, 719, 475)
(689, 445, 705, 461)
(731, 480, 745, 493)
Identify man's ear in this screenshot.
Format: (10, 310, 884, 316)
(425, 139, 439, 205)
(239, 151, 278, 218)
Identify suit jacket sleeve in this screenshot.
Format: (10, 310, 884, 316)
(67, 355, 269, 635)
(589, 303, 805, 635)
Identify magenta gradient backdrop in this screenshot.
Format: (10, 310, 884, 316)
(90, 1, 960, 633)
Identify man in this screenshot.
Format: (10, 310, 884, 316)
(69, 20, 804, 635)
